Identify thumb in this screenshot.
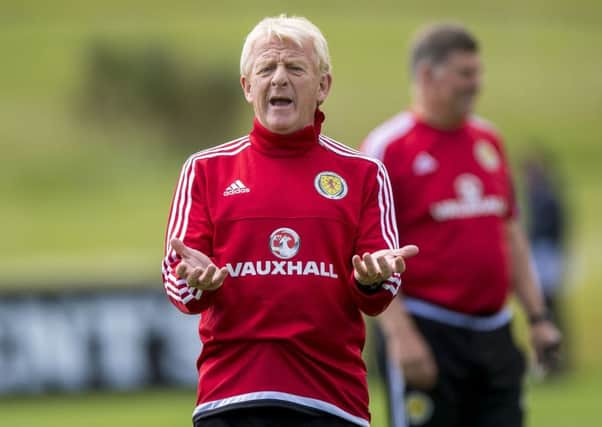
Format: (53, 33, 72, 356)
(170, 238, 189, 258)
(397, 245, 419, 259)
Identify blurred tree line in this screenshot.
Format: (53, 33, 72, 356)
(79, 40, 243, 148)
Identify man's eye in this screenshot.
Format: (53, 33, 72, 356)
(258, 65, 274, 74)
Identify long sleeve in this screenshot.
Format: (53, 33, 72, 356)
(350, 160, 401, 316)
(162, 154, 218, 314)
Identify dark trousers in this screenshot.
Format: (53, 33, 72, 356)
(375, 316, 525, 427)
(194, 406, 359, 427)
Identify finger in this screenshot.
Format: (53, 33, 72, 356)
(203, 267, 228, 291)
(376, 255, 393, 279)
(352, 254, 367, 276)
(197, 264, 218, 287)
(397, 245, 419, 258)
(404, 359, 438, 390)
(187, 267, 204, 288)
(170, 238, 190, 258)
(175, 262, 189, 278)
(363, 253, 380, 278)
(211, 267, 229, 288)
(392, 255, 406, 274)
(538, 340, 561, 367)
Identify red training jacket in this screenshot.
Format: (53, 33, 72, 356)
(162, 111, 400, 426)
(362, 111, 516, 315)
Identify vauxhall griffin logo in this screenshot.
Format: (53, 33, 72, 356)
(269, 228, 300, 259)
(430, 174, 506, 221)
(225, 227, 337, 278)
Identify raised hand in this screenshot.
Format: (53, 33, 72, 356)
(352, 245, 419, 286)
(171, 238, 228, 291)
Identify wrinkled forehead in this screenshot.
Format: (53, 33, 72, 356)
(250, 36, 317, 66)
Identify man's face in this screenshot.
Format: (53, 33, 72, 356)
(429, 50, 482, 118)
(241, 37, 331, 134)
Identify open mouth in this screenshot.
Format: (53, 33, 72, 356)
(269, 96, 293, 107)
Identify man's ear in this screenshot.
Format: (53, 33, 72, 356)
(420, 61, 445, 84)
(241, 75, 253, 103)
(417, 62, 432, 84)
(316, 73, 332, 105)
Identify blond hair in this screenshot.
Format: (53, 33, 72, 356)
(240, 14, 331, 77)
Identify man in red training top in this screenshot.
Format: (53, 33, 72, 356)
(362, 23, 561, 427)
(162, 14, 418, 427)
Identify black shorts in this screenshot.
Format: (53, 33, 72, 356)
(375, 315, 526, 427)
(194, 406, 359, 427)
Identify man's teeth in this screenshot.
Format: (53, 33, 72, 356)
(270, 98, 292, 105)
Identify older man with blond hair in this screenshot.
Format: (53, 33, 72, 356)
(162, 15, 417, 427)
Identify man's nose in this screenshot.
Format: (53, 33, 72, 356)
(271, 64, 288, 86)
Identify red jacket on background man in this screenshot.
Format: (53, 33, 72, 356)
(362, 111, 516, 316)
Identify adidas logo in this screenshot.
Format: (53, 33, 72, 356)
(223, 180, 250, 196)
(413, 152, 438, 175)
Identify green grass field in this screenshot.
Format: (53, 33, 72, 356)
(1, 372, 601, 426)
(0, 0, 601, 425)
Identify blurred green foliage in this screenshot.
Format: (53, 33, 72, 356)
(79, 39, 240, 145)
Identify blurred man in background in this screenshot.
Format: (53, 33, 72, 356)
(523, 149, 570, 375)
(162, 14, 417, 427)
(362, 23, 561, 427)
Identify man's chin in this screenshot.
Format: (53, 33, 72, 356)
(462, 97, 477, 112)
(457, 103, 475, 118)
(265, 114, 308, 134)
(265, 120, 297, 135)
